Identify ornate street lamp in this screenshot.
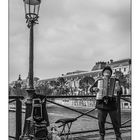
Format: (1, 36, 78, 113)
(20, 0, 50, 140)
(24, 0, 41, 28)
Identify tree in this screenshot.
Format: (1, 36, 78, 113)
(114, 71, 129, 94)
(57, 77, 66, 85)
(79, 76, 95, 95)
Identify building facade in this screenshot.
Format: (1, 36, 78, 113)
(9, 58, 131, 110)
(38, 58, 131, 95)
(37, 58, 131, 110)
(109, 58, 131, 76)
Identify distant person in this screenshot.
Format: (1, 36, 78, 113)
(90, 66, 122, 140)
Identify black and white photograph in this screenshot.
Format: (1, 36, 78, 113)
(9, 0, 131, 140)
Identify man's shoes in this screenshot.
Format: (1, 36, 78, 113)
(116, 136, 122, 140)
(99, 135, 104, 140)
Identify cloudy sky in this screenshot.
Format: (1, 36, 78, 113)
(9, 0, 131, 82)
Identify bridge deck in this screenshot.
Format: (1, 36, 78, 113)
(66, 128, 131, 140)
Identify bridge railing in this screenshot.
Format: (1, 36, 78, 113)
(9, 94, 131, 139)
(45, 94, 131, 137)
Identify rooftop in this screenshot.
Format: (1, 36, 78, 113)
(109, 58, 131, 68)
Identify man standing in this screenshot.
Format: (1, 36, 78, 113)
(90, 66, 122, 140)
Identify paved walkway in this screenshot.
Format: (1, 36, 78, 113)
(66, 128, 131, 140)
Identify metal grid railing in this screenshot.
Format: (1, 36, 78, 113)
(9, 94, 131, 139)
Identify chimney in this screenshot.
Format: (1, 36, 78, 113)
(110, 59, 113, 63)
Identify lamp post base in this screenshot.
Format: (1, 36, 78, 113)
(20, 89, 35, 140)
(20, 89, 50, 140)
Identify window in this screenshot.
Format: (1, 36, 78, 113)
(124, 68, 126, 72)
(124, 103, 128, 106)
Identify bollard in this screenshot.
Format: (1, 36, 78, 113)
(16, 98, 22, 140)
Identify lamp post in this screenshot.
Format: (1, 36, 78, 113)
(20, 0, 42, 139)
(24, 0, 41, 90)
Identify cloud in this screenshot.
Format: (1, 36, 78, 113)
(9, 0, 131, 81)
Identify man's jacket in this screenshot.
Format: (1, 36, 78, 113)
(90, 77, 122, 110)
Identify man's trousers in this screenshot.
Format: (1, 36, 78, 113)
(98, 109, 121, 137)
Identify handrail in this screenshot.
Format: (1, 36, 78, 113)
(9, 99, 16, 103)
(9, 135, 16, 139)
(121, 97, 131, 103)
(121, 119, 131, 126)
(9, 95, 131, 99)
(75, 107, 96, 120)
(9, 96, 24, 100)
